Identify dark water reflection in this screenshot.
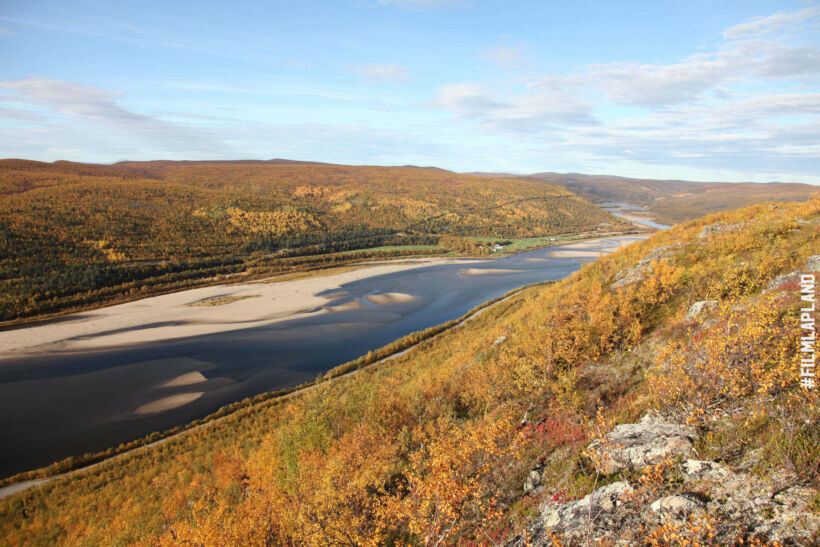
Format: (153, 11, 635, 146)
(0, 236, 644, 477)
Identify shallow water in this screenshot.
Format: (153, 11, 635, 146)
(0, 236, 644, 477)
(600, 202, 671, 230)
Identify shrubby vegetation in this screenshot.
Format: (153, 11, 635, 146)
(0, 160, 623, 322)
(1, 196, 817, 545)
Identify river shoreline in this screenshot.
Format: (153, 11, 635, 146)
(0, 233, 649, 480)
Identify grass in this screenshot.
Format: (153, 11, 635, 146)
(467, 234, 587, 254)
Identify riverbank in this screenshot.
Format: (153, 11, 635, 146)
(0, 283, 533, 499)
(0, 257, 480, 358)
(0, 233, 641, 359)
(0, 233, 648, 482)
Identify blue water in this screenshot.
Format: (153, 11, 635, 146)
(0, 236, 644, 476)
(600, 202, 671, 230)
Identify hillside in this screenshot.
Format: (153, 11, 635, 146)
(528, 172, 817, 225)
(0, 160, 625, 323)
(1, 196, 817, 545)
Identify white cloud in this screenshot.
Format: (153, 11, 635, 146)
(0, 78, 219, 152)
(723, 5, 820, 39)
(425, 5, 820, 178)
(349, 63, 412, 83)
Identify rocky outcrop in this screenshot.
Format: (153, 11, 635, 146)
(612, 245, 677, 289)
(511, 414, 820, 546)
(685, 300, 719, 320)
(586, 413, 697, 474)
(765, 270, 803, 291)
(698, 222, 744, 239)
(807, 254, 820, 272)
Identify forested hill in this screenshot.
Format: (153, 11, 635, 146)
(527, 172, 817, 225)
(1, 196, 817, 545)
(0, 159, 625, 323)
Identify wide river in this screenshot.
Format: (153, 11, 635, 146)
(0, 236, 644, 477)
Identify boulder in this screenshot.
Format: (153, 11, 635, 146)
(685, 300, 718, 320)
(680, 459, 731, 483)
(649, 494, 706, 517)
(539, 481, 632, 529)
(698, 222, 743, 239)
(806, 254, 820, 272)
(523, 469, 542, 494)
(765, 271, 803, 291)
(586, 413, 697, 475)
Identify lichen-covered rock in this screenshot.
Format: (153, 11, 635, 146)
(612, 246, 678, 289)
(765, 270, 803, 291)
(511, 415, 819, 547)
(649, 494, 705, 517)
(685, 300, 718, 320)
(680, 459, 731, 483)
(806, 254, 820, 272)
(586, 413, 698, 475)
(698, 222, 744, 239)
(523, 469, 542, 494)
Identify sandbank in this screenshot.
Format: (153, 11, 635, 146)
(161, 371, 208, 388)
(0, 257, 479, 357)
(460, 268, 526, 276)
(366, 293, 418, 305)
(135, 393, 204, 415)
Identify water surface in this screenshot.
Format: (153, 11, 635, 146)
(0, 237, 643, 477)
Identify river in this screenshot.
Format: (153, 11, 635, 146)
(0, 235, 646, 477)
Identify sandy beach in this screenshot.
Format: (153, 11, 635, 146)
(0, 257, 478, 358)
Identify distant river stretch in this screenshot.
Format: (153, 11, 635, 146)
(0, 236, 645, 477)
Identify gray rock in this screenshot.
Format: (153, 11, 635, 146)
(765, 270, 803, 291)
(524, 469, 542, 494)
(612, 246, 678, 290)
(806, 254, 820, 272)
(539, 481, 633, 530)
(491, 335, 507, 347)
(650, 494, 706, 517)
(586, 413, 698, 475)
(698, 222, 743, 239)
(685, 300, 719, 321)
(680, 459, 732, 483)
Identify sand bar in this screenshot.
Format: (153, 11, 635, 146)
(161, 371, 208, 388)
(0, 257, 480, 357)
(550, 249, 607, 258)
(460, 268, 526, 276)
(366, 293, 417, 305)
(134, 393, 204, 415)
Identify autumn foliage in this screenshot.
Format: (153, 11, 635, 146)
(1, 195, 818, 545)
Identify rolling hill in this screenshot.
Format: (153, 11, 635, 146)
(0, 160, 626, 323)
(1, 196, 817, 545)
(527, 172, 818, 225)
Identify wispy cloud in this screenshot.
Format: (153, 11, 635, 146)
(349, 63, 412, 83)
(427, 6, 820, 178)
(0, 78, 219, 152)
(723, 5, 820, 39)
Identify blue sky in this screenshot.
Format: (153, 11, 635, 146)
(1, 0, 818, 183)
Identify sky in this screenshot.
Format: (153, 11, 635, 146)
(0, 0, 818, 183)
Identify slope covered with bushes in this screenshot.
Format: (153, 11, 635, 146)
(0, 160, 623, 323)
(1, 196, 817, 545)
